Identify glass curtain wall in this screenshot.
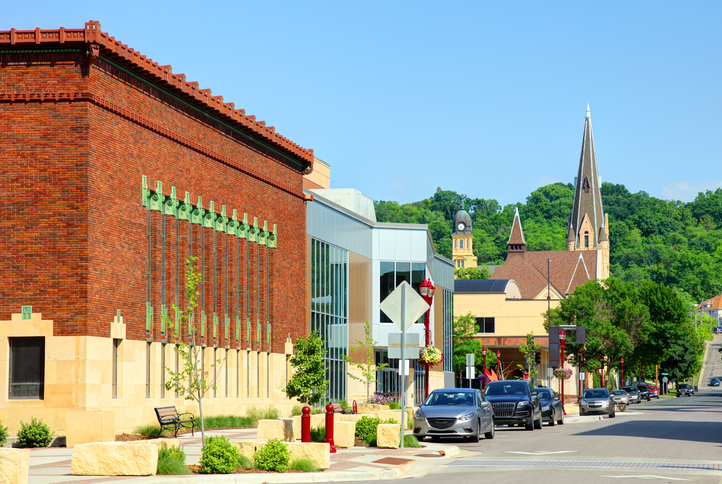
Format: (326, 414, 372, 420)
(379, 262, 425, 323)
(443, 288, 453, 373)
(311, 238, 349, 403)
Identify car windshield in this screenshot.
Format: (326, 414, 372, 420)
(611, 390, 626, 395)
(623, 387, 637, 393)
(424, 391, 475, 406)
(485, 382, 528, 396)
(535, 389, 551, 400)
(583, 389, 609, 398)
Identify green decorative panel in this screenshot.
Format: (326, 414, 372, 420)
(239, 213, 249, 240)
(259, 221, 268, 246)
(178, 192, 191, 221)
(236, 317, 241, 346)
(249, 217, 258, 243)
(192, 197, 205, 225)
(268, 224, 277, 249)
(266, 321, 271, 353)
(246, 317, 251, 348)
(160, 304, 166, 335)
(142, 175, 150, 207)
(175, 309, 181, 337)
(188, 310, 194, 335)
(21, 306, 32, 321)
(256, 319, 261, 349)
(225, 314, 230, 344)
(201, 311, 206, 338)
(165, 186, 179, 215)
(213, 312, 218, 340)
(146, 302, 152, 334)
(116, 309, 122, 324)
(150, 181, 165, 211)
(227, 209, 238, 236)
(216, 205, 228, 233)
(204, 201, 217, 229)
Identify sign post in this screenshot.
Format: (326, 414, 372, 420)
(379, 280, 430, 449)
(466, 353, 475, 388)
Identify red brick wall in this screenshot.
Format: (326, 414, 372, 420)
(0, 52, 307, 352)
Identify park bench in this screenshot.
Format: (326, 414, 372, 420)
(154, 406, 195, 437)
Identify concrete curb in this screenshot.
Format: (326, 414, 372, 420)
(147, 466, 407, 483)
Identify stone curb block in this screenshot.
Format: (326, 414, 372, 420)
(71, 441, 158, 476)
(0, 448, 29, 484)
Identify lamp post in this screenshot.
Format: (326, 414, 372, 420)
(419, 278, 436, 399)
(497, 349, 502, 379)
(620, 357, 624, 388)
(559, 328, 566, 414)
(578, 348, 583, 403)
(482, 346, 487, 389)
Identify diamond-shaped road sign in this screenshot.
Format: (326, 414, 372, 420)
(379, 280, 429, 332)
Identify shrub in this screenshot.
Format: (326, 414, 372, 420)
(403, 435, 421, 448)
(355, 416, 381, 440)
(310, 425, 326, 443)
(254, 438, 290, 473)
(289, 457, 321, 472)
(237, 454, 253, 469)
(0, 422, 8, 447)
(368, 393, 396, 405)
(387, 401, 400, 410)
(134, 424, 163, 438)
(17, 417, 53, 448)
(157, 447, 191, 475)
(199, 436, 241, 474)
(291, 404, 324, 416)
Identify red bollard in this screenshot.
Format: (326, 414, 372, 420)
(325, 403, 337, 453)
(301, 406, 311, 443)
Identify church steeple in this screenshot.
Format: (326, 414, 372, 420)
(452, 204, 477, 270)
(569, 104, 606, 250)
(507, 207, 526, 253)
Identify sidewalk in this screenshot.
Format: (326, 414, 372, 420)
(27, 429, 462, 484)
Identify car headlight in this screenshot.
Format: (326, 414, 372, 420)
(517, 401, 529, 408)
(542, 405, 550, 411)
(414, 409, 424, 419)
(580, 401, 588, 406)
(458, 412, 475, 422)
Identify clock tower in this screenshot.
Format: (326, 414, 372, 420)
(452, 208, 477, 270)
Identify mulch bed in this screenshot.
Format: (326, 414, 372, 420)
(115, 433, 153, 442)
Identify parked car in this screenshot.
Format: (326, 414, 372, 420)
(648, 385, 660, 398)
(714, 327, 722, 333)
(610, 390, 629, 407)
(579, 388, 615, 418)
(622, 386, 641, 404)
(484, 380, 542, 431)
(636, 383, 651, 401)
(413, 388, 495, 442)
(534, 387, 564, 426)
(708, 378, 720, 387)
(677, 384, 695, 397)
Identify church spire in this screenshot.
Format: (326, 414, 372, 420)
(507, 207, 526, 253)
(569, 105, 605, 250)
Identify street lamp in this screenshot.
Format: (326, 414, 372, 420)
(559, 328, 566, 414)
(620, 357, 624, 387)
(497, 349, 502, 378)
(419, 278, 436, 399)
(482, 346, 487, 389)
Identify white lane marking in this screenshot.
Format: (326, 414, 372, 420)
(603, 476, 690, 481)
(504, 451, 577, 455)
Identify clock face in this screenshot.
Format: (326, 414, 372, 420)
(457, 223, 465, 231)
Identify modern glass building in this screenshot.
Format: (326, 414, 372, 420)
(306, 189, 455, 404)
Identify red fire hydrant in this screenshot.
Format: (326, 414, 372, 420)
(325, 403, 336, 453)
(301, 406, 311, 443)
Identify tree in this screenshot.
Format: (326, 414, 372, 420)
(518, 333, 541, 385)
(163, 257, 224, 447)
(454, 266, 492, 279)
(452, 313, 497, 383)
(283, 331, 328, 406)
(343, 320, 388, 402)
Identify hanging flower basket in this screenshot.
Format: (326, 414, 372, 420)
(477, 373, 490, 384)
(553, 368, 573, 380)
(419, 346, 444, 366)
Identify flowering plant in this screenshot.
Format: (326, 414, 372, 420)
(553, 368, 573, 380)
(368, 392, 396, 405)
(419, 346, 444, 365)
(477, 373, 490, 384)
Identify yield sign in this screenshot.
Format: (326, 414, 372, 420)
(379, 280, 429, 332)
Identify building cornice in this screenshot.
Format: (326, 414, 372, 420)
(0, 21, 314, 173)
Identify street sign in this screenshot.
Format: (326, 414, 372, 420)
(466, 353, 475, 368)
(661, 373, 669, 375)
(662, 376, 668, 383)
(400, 359, 411, 376)
(466, 366, 475, 380)
(388, 333, 420, 359)
(379, 281, 429, 331)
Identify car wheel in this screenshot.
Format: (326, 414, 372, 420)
(484, 420, 495, 440)
(647, 396, 650, 401)
(549, 414, 556, 426)
(525, 419, 534, 431)
(534, 414, 542, 429)
(558, 411, 564, 425)
(579, 410, 586, 416)
(470, 422, 480, 443)
(609, 409, 615, 418)
(676, 394, 680, 398)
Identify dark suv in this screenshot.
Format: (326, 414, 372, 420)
(484, 380, 542, 431)
(677, 384, 694, 397)
(636, 383, 651, 401)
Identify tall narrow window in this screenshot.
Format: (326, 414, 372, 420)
(584, 232, 589, 248)
(146, 342, 151, 398)
(160, 343, 166, 398)
(460, 240, 464, 249)
(112, 339, 121, 399)
(9, 337, 45, 399)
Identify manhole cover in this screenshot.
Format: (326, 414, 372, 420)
(373, 457, 414, 465)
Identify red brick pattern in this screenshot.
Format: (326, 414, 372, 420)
(0, 49, 308, 352)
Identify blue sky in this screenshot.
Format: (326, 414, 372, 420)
(6, 2, 721, 206)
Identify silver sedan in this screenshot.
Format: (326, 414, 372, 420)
(579, 388, 616, 418)
(413, 388, 495, 442)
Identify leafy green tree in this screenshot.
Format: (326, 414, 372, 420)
(452, 313, 497, 383)
(164, 257, 224, 447)
(518, 333, 541, 384)
(283, 331, 328, 406)
(343, 320, 388, 402)
(454, 266, 491, 279)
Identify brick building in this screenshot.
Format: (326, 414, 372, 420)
(0, 22, 313, 439)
